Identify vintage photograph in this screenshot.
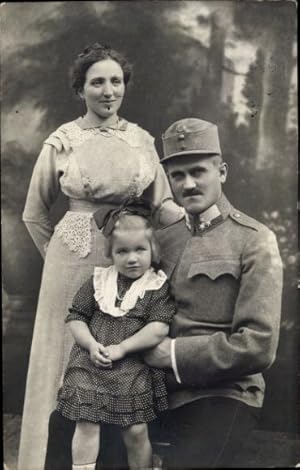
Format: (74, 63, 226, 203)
(2, 1, 299, 469)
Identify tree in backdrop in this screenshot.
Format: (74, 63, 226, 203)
(233, 1, 297, 198)
(2, 0, 298, 430)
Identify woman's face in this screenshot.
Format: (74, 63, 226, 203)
(80, 59, 125, 120)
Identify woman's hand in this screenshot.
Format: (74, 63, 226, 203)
(105, 344, 126, 362)
(89, 341, 112, 368)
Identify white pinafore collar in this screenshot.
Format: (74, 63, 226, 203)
(93, 265, 167, 317)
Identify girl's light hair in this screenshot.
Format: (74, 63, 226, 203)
(104, 213, 160, 265)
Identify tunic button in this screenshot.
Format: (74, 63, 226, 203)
(234, 213, 241, 218)
(198, 221, 211, 231)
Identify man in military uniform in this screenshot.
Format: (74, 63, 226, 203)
(144, 118, 283, 468)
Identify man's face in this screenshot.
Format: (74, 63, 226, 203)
(167, 154, 228, 214)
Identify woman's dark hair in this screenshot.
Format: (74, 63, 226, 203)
(71, 43, 133, 95)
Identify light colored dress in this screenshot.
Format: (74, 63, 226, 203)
(19, 117, 182, 470)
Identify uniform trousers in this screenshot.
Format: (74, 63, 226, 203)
(160, 397, 260, 469)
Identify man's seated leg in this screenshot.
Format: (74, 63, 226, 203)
(148, 414, 172, 467)
(98, 420, 167, 469)
(98, 424, 128, 469)
(164, 397, 260, 469)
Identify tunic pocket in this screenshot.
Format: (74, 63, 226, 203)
(187, 258, 241, 280)
(233, 374, 265, 393)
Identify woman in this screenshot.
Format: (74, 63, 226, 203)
(19, 43, 182, 470)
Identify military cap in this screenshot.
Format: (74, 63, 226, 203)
(161, 118, 221, 162)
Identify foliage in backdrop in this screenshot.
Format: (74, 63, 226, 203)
(1, 0, 298, 431)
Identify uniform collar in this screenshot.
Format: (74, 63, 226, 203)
(184, 205, 219, 230)
(184, 193, 231, 233)
(76, 115, 128, 131)
(216, 193, 232, 219)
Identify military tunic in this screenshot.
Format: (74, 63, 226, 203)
(157, 194, 283, 410)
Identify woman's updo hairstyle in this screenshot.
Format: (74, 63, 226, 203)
(71, 43, 133, 95)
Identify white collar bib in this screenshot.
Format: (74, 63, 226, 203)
(93, 265, 167, 317)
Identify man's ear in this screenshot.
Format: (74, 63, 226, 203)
(219, 162, 228, 183)
(163, 164, 174, 189)
(162, 163, 170, 182)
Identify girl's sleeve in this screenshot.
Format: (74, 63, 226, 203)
(66, 276, 96, 324)
(22, 143, 61, 258)
(146, 281, 176, 325)
(141, 134, 184, 228)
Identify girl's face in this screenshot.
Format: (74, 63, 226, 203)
(79, 59, 125, 121)
(111, 229, 152, 279)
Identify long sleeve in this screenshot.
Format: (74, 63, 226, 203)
(22, 143, 61, 258)
(174, 228, 283, 387)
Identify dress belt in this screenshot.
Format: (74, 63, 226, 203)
(69, 199, 105, 213)
(69, 198, 119, 214)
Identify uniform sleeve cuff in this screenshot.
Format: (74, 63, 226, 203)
(171, 339, 182, 383)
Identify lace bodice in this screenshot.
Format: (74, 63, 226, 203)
(47, 119, 158, 201)
(22, 117, 183, 259)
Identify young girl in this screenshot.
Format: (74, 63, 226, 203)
(56, 203, 175, 470)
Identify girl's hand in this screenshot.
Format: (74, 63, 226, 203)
(89, 341, 112, 368)
(105, 344, 126, 362)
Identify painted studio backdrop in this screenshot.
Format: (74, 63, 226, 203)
(2, 0, 298, 435)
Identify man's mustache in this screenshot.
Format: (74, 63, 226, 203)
(182, 189, 203, 197)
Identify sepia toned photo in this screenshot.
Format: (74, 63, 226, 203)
(2, 1, 299, 469)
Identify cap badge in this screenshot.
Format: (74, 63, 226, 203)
(176, 125, 186, 149)
(176, 123, 187, 133)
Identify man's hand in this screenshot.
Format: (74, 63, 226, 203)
(143, 337, 172, 368)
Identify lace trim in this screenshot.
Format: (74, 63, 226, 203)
(48, 121, 153, 150)
(93, 266, 167, 317)
(113, 123, 149, 148)
(134, 158, 156, 196)
(54, 122, 104, 149)
(55, 211, 93, 258)
(126, 126, 157, 196)
(46, 121, 157, 198)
